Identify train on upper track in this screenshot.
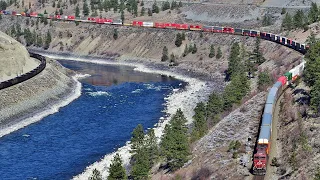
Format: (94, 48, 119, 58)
(0, 8, 309, 176)
(0, 10, 309, 55)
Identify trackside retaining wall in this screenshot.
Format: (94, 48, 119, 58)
(0, 52, 46, 90)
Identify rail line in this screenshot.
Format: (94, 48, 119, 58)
(0, 9, 308, 177)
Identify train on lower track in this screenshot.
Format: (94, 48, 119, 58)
(0, 8, 308, 175)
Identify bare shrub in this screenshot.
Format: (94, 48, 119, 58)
(191, 167, 212, 180)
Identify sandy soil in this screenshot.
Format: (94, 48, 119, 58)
(0, 31, 39, 82)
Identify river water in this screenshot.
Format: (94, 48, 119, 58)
(0, 60, 186, 180)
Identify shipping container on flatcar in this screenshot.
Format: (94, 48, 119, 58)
(112, 19, 122, 25)
(165, 23, 176, 28)
(284, 72, 292, 85)
(154, 22, 165, 28)
(133, 21, 143, 26)
(21, 12, 26, 16)
(104, 19, 113, 24)
(250, 30, 259, 37)
(203, 26, 214, 32)
(266, 33, 271, 40)
(213, 26, 223, 33)
(234, 28, 243, 35)
(96, 18, 104, 24)
(270, 34, 276, 41)
(12, 11, 17, 15)
(55, 15, 62, 19)
(142, 22, 154, 27)
(67, 15, 75, 21)
(286, 39, 292, 47)
(266, 87, 278, 104)
(258, 126, 271, 148)
(243, 29, 250, 36)
(190, 24, 202, 31)
(260, 32, 267, 39)
(292, 41, 296, 49)
(223, 27, 234, 34)
(30, 12, 38, 17)
(261, 114, 272, 126)
(281, 37, 287, 45)
(175, 24, 189, 30)
(296, 42, 301, 50)
(275, 35, 281, 43)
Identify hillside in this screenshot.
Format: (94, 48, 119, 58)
(0, 31, 39, 82)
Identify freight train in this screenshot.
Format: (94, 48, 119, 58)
(0, 9, 309, 175)
(0, 10, 310, 54)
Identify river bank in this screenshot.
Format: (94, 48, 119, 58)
(0, 58, 84, 138)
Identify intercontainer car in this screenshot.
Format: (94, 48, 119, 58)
(133, 21, 143, 26)
(203, 26, 214, 32)
(243, 29, 250, 36)
(30, 12, 38, 17)
(250, 30, 259, 37)
(104, 19, 113, 24)
(154, 22, 165, 28)
(223, 27, 234, 34)
(213, 26, 223, 33)
(176, 24, 189, 30)
(270, 34, 276, 41)
(234, 28, 243, 35)
(112, 19, 122, 25)
(67, 15, 75, 21)
(190, 25, 202, 31)
(165, 23, 176, 29)
(142, 22, 154, 27)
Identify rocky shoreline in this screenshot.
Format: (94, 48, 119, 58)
(0, 58, 80, 137)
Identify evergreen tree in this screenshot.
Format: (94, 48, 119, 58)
(140, 0, 144, 6)
(52, 0, 55, 7)
(304, 41, 320, 87)
(227, 42, 241, 80)
(160, 109, 190, 171)
(311, 78, 320, 113)
(89, 169, 102, 180)
(282, 12, 293, 30)
(75, 4, 80, 17)
(258, 71, 271, 91)
(140, 7, 145, 16)
(262, 14, 271, 26)
(147, 8, 152, 16)
(121, 10, 124, 23)
(178, 0, 182, 7)
(216, 46, 222, 59)
(192, 44, 197, 54)
(108, 153, 127, 180)
(308, 2, 318, 23)
(188, 44, 193, 53)
(130, 147, 150, 179)
(83, 0, 90, 16)
(293, 9, 304, 29)
(152, 1, 159, 13)
(145, 129, 159, 166)
(113, 29, 118, 40)
(170, 53, 175, 63)
(170, 0, 177, 10)
(130, 124, 145, 155)
(209, 44, 215, 58)
(281, 7, 286, 15)
(206, 92, 223, 118)
(59, 8, 63, 15)
(181, 32, 185, 40)
(161, 46, 169, 61)
(11, 25, 16, 37)
(252, 37, 265, 65)
(191, 102, 207, 141)
(182, 44, 188, 57)
(175, 33, 182, 47)
(37, 34, 43, 47)
(162, 1, 170, 11)
(44, 30, 52, 49)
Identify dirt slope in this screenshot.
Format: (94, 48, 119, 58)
(0, 31, 39, 82)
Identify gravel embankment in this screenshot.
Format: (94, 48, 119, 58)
(0, 58, 78, 136)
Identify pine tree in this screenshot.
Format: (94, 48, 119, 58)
(181, 32, 185, 40)
(140, 0, 144, 6)
(75, 4, 80, 17)
(140, 7, 145, 16)
(89, 169, 102, 180)
(130, 147, 150, 179)
(170, 53, 175, 63)
(308, 2, 318, 23)
(11, 25, 16, 37)
(162, 1, 170, 11)
(175, 33, 182, 47)
(131, 124, 144, 153)
(147, 8, 152, 16)
(258, 71, 271, 91)
(108, 153, 127, 180)
(145, 129, 159, 166)
(178, 0, 182, 7)
(304, 41, 320, 87)
(281, 7, 286, 15)
(44, 30, 52, 49)
(227, 42, 241, 80)
(293, 9, 304, 29)
(206, 92, 223, 118)
(252, 37, 265, 65)
(216, 46, 222, 59)
(83, 0, 90, 16)
(37, 34, 43, 47)
(52, 0, 56, 7)
(311, 78, 320, 113)
(209, 44, 215, 58)
(262, 14, 271, 26)
(113, 29, 118, 40)
(160, 109, 190, 171)
(191, 102, 207, 141)
(161, 46, 169, 61)
(59, 8, 63, 15)
(282, 12, 293, 30)
(192, 44, 197, 54)
(121, 10, 124, 23)
(152, 1, 159, 13)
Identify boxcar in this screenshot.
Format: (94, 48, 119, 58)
(262, 114, 272, 126)
(203, 26, 214, 32)
(213, 26, 223, 33)
(234, 28, 243, 35)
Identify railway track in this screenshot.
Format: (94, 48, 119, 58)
(253, 175, 265, 180)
